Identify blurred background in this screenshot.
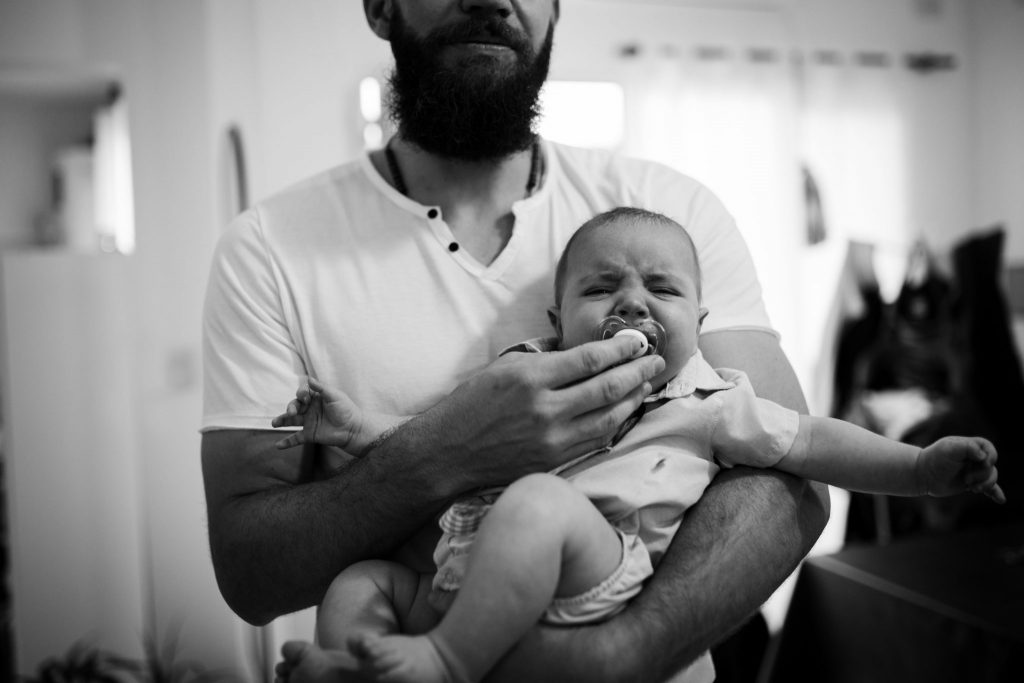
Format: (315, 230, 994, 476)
(0, 0, 1022, 681)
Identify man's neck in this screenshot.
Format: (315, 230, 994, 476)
(371, 137, 542, 265)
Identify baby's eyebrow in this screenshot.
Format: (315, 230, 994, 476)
(644, 272, 685, 284)
(577, 269, 622, 283)
(590, 269, 622, 279)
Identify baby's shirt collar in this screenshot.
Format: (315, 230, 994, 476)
(646, 349, 734, 400)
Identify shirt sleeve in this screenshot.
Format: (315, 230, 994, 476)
(201, 208, 306, 432)
(685, 184, 774, 335)
(710, 369, 799, 468)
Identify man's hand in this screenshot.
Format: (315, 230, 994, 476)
(392, 333, 665, 493)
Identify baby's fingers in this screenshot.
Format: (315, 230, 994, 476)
(967, 437, 998, 464)
(965, 439, 1003, 503)
(274, 430, 306, 450)
(967, 466, 1005, 504)
(983, 483, 1007, 504)
(271, 411, 298, 428)
(271, 397, 308, 426)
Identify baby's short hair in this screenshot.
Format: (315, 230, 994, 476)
(553, 207, 701, 306)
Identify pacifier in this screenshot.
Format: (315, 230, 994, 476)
(595, 316, 668, 359)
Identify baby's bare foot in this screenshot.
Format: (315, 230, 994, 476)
(276, 640, 362, 683)
(348, 633, 453, 683)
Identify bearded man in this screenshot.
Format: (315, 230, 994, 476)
(200, 1, 829, 681)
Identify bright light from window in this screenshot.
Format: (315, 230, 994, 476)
(538, 81, 624, 149)
(360, 77, 382, 123)
(93, 96, 135, 254)
(363, 122, 383, 149)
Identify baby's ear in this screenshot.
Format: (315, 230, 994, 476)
(697, 307, 709, 332)
(547, 306, 564, 339)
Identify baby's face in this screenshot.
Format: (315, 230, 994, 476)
(552, 219, 706, 390)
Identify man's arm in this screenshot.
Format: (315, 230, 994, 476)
(202, 335, 664, 625)
(488, 329, 830, 681)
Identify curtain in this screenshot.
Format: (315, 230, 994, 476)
(618, 45, 805, 385)
(93, 90, 136, 254)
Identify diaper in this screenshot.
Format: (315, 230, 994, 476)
(543, 529, 653, 625)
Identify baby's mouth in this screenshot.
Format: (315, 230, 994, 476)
(595, 316, 667, 358)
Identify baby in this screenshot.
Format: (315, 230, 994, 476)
(272, 207, 1004, 683)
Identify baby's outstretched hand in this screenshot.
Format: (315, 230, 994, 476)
(271, 377, 368, 452)
(918, 436, 1005, 504)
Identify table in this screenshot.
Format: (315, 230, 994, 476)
(768, 522, 1024, 682)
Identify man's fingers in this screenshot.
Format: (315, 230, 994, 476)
(544, 336, 655, 387)
(560, 353, 661, 415)
(520, 342, 661, 459)
(559, 381, 652, 456)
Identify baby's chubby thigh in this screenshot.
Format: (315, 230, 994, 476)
(482, 472, 625, 598)
(317, 559, 439, 648)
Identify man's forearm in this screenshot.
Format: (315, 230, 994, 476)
(203, 429, 457, 625)
(628, 467, 829, 677)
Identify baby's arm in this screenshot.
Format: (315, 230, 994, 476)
(271, 377, 406, 455)
(778, 416, 1005, 503)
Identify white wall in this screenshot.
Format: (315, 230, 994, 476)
(0, 0, 253, 677)
(968, 0, 1024, 264)
(248, 0, 390, 200)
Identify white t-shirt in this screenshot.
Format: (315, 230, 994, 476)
(202, 139, 773, 432)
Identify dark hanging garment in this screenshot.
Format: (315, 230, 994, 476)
(947, 227, 1024, 518)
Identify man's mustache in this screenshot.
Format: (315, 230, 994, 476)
(428, 17, 532, 54)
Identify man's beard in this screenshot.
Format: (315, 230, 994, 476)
(386, 10, 553, 161)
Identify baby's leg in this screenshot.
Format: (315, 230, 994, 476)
(319, 559, 438, 646)
(350, 473, 622, 683)
(277, 559, 436, 683)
